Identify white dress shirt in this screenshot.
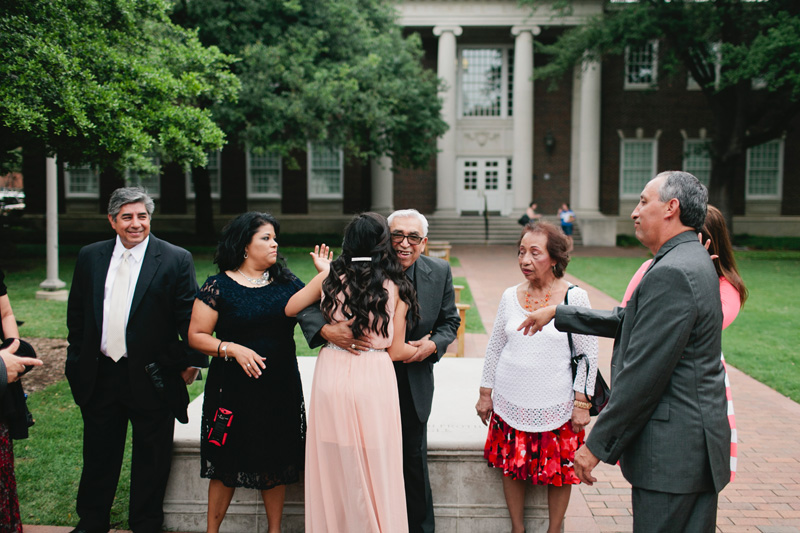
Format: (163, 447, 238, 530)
(101, 235, 150, 359)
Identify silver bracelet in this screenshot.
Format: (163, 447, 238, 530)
(222, 343, 230, 361)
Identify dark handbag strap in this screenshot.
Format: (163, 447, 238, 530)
(565, 286, 591, 399)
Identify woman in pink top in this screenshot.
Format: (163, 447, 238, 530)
(621, 205, 747, 480)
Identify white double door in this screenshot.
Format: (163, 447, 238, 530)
(457, 157, 511, 215)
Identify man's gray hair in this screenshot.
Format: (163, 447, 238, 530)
(108, 187, 155, 220)
(387, 209, 429, 237)
(656, 171, 708, 231)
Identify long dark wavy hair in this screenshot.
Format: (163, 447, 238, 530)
(214, 212, 294, 284)
(321, 212, 419, 338)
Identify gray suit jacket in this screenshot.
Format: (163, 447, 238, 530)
(297, 254, 460, 423)
(555, 231, 730, 494)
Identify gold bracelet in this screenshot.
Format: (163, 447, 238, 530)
(573, 400, 592, 410)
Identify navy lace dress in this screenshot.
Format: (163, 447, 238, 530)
(198, 273, 306, 490)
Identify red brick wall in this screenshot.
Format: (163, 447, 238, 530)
(532, 66, 574, 216)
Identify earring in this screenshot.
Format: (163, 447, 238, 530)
(244, 251, 249, 259)
(552, 265, 557, 275)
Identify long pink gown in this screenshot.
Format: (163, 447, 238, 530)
(305, 281, 408, 532)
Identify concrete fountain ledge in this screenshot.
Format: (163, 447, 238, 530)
(164, 357, 549, 532)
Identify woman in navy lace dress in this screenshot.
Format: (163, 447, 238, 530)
(188, 212, 306, 533)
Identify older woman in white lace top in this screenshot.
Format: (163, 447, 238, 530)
(476, 221, 598, 533)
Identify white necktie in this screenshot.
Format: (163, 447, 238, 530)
(107, 251, 131, 362)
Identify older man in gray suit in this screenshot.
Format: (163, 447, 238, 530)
(521, 171, 730, 532)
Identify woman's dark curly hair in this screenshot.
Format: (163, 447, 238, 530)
(214, 212, 294, 284)
(321, 212, 419, 338)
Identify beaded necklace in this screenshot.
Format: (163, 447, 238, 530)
(237, 268, 271, 286)
(524, 279, 555, 311)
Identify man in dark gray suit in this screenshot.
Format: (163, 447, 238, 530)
(297, 209, 460, 532)
(520, 172, 730, 532)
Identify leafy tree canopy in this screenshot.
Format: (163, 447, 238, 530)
(0, 0, 240, 171)
(173, 0, 447, 169)
(524, 0, 800, 223)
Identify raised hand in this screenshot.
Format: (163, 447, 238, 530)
(310, 244, 334, 273)
(698, 232, 719, 261)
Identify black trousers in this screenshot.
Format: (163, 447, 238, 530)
(395, 364, 435, 533)
(632, 486, 718, 533)
(76, 356, 175, 533)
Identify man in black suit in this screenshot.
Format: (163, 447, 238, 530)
(298, 209, 460, 532)
(66, 187, 205, 533)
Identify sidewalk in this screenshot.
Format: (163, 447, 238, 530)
(452, 244, 800, 533)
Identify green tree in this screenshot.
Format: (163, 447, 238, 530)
(0, 0, 239, 174)
(173, 0, 447, 170)
(526, 0, 800, 229)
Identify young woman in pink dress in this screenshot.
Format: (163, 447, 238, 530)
(286, 212, 419, 532)
(621, 205, 747, 480)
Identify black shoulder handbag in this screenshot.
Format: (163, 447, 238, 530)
(565, 287, 610, 416)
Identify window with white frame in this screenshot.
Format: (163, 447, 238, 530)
(64, 164, 100, 198)
(247, 150, 282, 198)
(746, 140, 783, 199)
(459, 47, 514, 118)
(683, 140, 712, 186)
(128, 154, 161, 197)
(625, 41, 658, 89)
(187, 150, 221, 198)
(620, 139, 657, 197)
(308, 142, 343, 199)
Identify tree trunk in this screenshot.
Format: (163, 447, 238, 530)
(99, 166, 126, 214)
(192, 166, 215, 243)
(707, 156, 739, 233)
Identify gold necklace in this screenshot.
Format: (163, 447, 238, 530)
(524, 279, 555, 311)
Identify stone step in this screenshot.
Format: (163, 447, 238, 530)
(427, 215, 583, 246)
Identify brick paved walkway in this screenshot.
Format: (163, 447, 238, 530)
(452, 244, 800, 533)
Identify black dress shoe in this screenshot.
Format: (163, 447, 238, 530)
(69, 528, 109, 533)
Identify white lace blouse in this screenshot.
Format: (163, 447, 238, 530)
(480, 284, 599, 433)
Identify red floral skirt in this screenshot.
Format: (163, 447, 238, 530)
(483, 413, 584, 486)
(0, 423, 22, 533)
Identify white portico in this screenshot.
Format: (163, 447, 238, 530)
(384, 0, 614, 245)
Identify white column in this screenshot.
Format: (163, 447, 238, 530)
(577, 55, 602, 214)
(511, 26, 540, 212)
(37, 155, 68, 300)
(570, 64, 582, 210)
(370, 155, 394, 214)
(433, 25, 462, 215)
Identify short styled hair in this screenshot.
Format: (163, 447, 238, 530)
(387, 209, 429, 237)
(108, 187, 154, 220)
(517, 221, 571, 278)
(656, 171, 708, 231)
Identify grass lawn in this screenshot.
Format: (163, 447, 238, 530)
(567, 251, 800, 402)
(8, 244, 479, 526)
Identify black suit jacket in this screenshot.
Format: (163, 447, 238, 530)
(66, 235, 206, 423)
(297, 254, 460, 423)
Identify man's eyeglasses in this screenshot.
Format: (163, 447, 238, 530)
(391, 232, 423, 245)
